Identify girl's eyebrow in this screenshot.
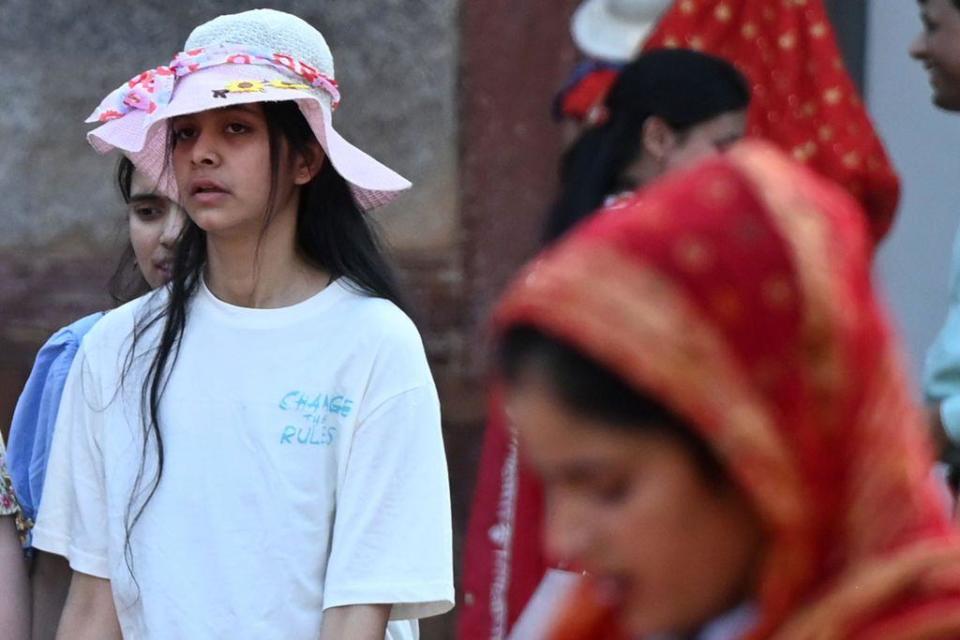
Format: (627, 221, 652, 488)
(172, 104, 260, 122)
(128, 193, 163, 203)
(219, 104, 260, 115)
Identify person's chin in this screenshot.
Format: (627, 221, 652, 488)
(933, 89, 960, 113)
(623, 593, 716, 640)
(190, 208, 237, 234)
(622, 601, 676, 638)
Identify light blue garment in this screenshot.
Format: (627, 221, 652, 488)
(7, 312, 103, 533)
(925, 228, 960, 443)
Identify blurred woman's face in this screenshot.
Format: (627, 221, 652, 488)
(127, 171, 187, 288)
(620, 109, 747, 191)
(507, 371, 765, 637)
(663, 109, 747, 172)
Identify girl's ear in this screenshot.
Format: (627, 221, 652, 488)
(294, 142, 326, 185)
(641, 116, 679, 164)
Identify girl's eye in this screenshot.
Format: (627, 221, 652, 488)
(591, 478, 631, 505)
(226, 122, 249, 134)
(173, 127, 196, 142)
(131, 205, 163, 220)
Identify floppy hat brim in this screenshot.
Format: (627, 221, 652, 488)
(88, 64, 410, 210)
(571, 0, 660, 63)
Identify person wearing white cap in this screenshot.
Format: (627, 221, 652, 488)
(571, 0, 672, 63)
(31, 9, 454, 640)
(554, 0, 672, 132)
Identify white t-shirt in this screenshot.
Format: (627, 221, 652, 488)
(33, 279, 454, 639)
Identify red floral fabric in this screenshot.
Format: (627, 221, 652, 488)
(644, 0, 900, 244)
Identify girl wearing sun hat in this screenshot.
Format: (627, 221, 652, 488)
(31, 9, 454, 639)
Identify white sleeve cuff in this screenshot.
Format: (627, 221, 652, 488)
(322, 581, 454, 620)
(31, 526, 110, 579)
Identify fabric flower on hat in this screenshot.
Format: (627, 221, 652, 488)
(87, 45, 342, 125)
(84, 8, 411, 212)
(226, 80, 267, 93)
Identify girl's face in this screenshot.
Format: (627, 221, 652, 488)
(170, 104, 311, 238)
(660, 110, 747, 173)
(507, 372, 765, 637)
(128, 171, 187, 288)
(619, 110, 747, 192)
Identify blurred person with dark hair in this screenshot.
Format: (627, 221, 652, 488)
(554, 0, 671, 128)
(460, 48, 750, 640)
(544, 48, 749, 242)
(496, 141, 960, 640)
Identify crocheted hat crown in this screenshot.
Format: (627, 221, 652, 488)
(186, 9, 335, 82)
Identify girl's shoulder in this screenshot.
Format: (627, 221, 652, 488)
(331, 281, 430, 369)
(52, 312, 104, 347)
(29, 311, 105, 372)
(80, 288, 168, 356)
(333, 280, 420, 341)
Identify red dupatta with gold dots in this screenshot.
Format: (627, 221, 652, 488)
(644, 0, 900, 244)
(494, 141, 960, 640)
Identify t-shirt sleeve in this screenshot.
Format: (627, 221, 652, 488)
(30, 344, 111, 579)
(323, 379, 454, 620)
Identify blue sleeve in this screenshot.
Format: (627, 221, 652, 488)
(6, 313, 102, 527)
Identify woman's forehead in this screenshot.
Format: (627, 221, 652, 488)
(129, 170, 165, 200)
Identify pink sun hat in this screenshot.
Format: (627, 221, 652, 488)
(85, 9, 411, 210)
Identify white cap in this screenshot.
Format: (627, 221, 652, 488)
(571, 0, 672, 63)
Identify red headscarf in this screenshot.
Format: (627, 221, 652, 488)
(644, 0, 900, 244)
(494, 141, 960, 639)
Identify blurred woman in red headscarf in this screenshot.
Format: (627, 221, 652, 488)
(494, 141, 960, 639)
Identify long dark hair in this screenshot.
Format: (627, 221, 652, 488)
(107, 157, 153, 305)
(121, 100, 405, 573)
(543, 49, 750, 242)
(499, 325, 726, 483)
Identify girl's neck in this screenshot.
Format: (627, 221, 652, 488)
(203, 207, 330, 309)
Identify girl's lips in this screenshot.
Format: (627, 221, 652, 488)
(191, 190, 230, 207)
(154, 261, 173, 282)
(594, 574, 630, 607)
(188, 178, 230, 206)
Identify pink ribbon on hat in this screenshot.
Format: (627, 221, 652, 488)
(87, 45, 341, 124)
